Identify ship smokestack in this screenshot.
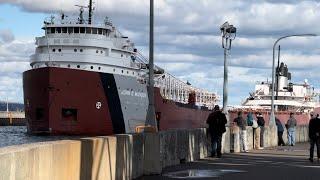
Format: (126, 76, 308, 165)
(277, 62, 291, 91)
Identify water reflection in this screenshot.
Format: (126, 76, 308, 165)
(163, 169, 246, 179)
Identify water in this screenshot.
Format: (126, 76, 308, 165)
(163, 169, 246, 179)
(0, 126, 82, 148)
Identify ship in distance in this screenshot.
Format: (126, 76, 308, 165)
(23, 0, 219, 135)
(231, 62, 320, 125)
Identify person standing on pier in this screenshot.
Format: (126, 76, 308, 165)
(234, 111, 249, 152)
(286, 112, 297, 146)
(308, 114, 320, 162)
(275, 117, 285, 146)
(256, 113, 265, 149)
(206, 105, 227, 158)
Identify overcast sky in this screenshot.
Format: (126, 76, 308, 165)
(1, 0, 320, 105)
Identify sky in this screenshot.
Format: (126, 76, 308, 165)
(1, 0, 320, 105)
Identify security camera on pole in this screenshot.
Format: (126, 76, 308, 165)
(220, 22, 237, 117)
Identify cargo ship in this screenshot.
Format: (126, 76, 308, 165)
(230, 62, 320, 125)
(23, 1, 218, 135)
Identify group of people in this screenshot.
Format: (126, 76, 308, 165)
(206, 105, 302, 158)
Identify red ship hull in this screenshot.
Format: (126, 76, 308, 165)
(23, 67, 211, 135)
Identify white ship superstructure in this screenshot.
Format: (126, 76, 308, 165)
(23, 0, 218, 135)
(243, 62, 320, 112)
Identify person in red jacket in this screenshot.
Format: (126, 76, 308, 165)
(207, 105, 227, 158)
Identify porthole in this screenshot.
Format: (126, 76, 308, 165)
(58, 49, 61, 52)
(68, 64, 71, 68)
(74, 49, 77, 52)
(121, 70, 124, 73)
(127, 71, 129, 74)
(113, 69, 115, 72)
(132, 72, 135, 75)
(96, 50, 99, 53)
(121, 54, 123, 57)
(98, 67, 101, 70)
(52, 49, 56, 52)
(100, 51, 103, 54)
(77, 65, 80, 68)
(90, 66, 93, 69)
(80, 49, 83, 52)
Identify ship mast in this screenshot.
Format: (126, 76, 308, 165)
(88, 0, 93, 24)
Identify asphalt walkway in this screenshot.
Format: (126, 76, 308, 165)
(138, 143, 320, 180)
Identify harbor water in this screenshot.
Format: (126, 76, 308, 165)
(0, 126, 82, 148)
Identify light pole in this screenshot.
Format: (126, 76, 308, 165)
(220, 22, 237, 115)
(146, 0, 157, 130)
(270, 34, 317, 126)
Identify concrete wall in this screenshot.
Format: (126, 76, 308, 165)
(0, 125, 309, 180)
(230, 125, 309, 152)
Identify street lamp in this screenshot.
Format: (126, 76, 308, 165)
(220, 22, 237, 114)
(146, 0, 157, 131)
(270, 34, 317, 126)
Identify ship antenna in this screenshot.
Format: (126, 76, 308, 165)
(88, 0, 93, 24)
(75, 5, 86, 24)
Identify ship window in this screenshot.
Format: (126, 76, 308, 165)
(62, 27, 67, 33)
(80, 49, 83, 52)
(46, 28, 51, 34)
(68, 64, 71, 68)
(102, 29, 106, 35)
(98, 28, 103, 34)
(113, 69, 115, 72)
(121, 54, 123, 57)
(68, 27, 73, 34)
(80, 27, 85, 33)
(74, 27, 79, 33)
(61, 108, 77, 121)
(36, 108, 44, 121)
(58, 49, 61, 52)
(121, 70, 124, 73)
(77, 65, 80, 68)
(98, 67, 101, 70)
(96, 50, 99, 53)
(56, 27, 61, 33)
(100, 51, 103, 54)
(86, 27, 92, 34)
(90, 66, 93, 69)
(52, 49, 56, 52)
(92, 28, 98, 34)
(51, 27, 56, 33)
(74, 49, 77, 52)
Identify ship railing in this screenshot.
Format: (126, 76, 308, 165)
(134, 51, 218, 107)
(154, 72, 218, 107)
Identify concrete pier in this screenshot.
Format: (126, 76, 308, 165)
(0, 125, 310, 180)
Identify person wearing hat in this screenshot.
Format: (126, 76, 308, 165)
(206, 105, 227, 158)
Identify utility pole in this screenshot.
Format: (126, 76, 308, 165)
(146, 0, 157, 130)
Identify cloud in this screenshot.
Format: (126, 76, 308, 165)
(0, 29, 15, 43)
(1, 0, 320, 105)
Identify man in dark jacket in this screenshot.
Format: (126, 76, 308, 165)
(207, 105, 227, 158)
(256, 113, 265, 149)
(309, 114, 320, 162)
(275, 117, 285, 146)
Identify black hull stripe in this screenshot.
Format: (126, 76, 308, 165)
(100, 73, 126, 134)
